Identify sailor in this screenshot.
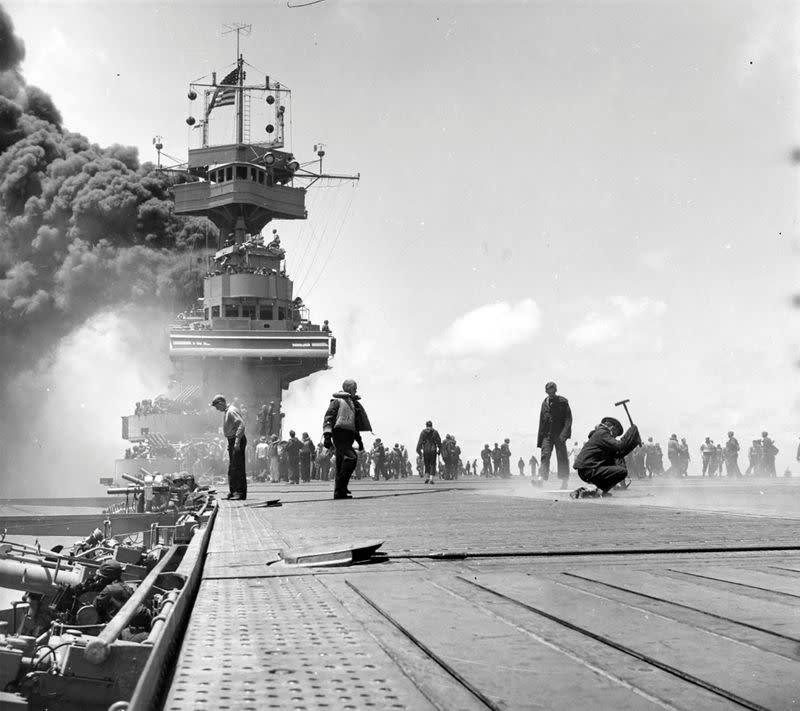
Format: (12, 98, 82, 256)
(481, 445, 492, 476)
(537, 381, 573, 489)
(746, 439, 761, 475)
(761, 431, 778, 477)
(517, 457, 525, 476)
(92, 561, 151, 631)
(700, 437, 715, 477)
(267, 434, 280, 482)
(322, 379, 372, 499)
(528, 454, 539, 479)
(666, 434, 681, 476)
(573, 416, 642, 496)
(255, 436, 269, 481)
(679, 437, 691, 476)
(211, 394, 247, 500)
(315, 439, 332, 481)
(266, 401, 276, 436)
(416, 420, 442, 484)
(299, 432, 316, 482)
(491, 443, 502, 477)
(500, 439, 512, 477)
(285, 430, 302, 484)
(371, 438, 387, 480)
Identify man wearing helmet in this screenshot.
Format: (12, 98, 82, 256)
(322, 379, 373, 499)
(572, 416, 641, 496)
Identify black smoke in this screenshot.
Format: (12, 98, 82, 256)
(0, 4, 217, 383)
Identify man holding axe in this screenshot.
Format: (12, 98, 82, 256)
(572, 398, 642, 496)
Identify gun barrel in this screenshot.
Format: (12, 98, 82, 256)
(0, 557, 83, 594)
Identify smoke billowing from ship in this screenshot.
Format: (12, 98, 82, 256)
(0, 5, 216, 493)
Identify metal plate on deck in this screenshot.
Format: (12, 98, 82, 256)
(163, 576, 436, 710)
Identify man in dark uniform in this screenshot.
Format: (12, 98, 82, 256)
(491, 443, 502, 477)
(211, 394, 247, 500)
(761, 431, 778, 477)
(573, 416, 641, 496)
(371, 438, 387, 480)
(724, 431, 741, 477)
(299, 432, 316, 482)
(284, 430, 302, 484)
(500, 438, 512, 477)
(481, 445, 492, 476)
(323, 379, 372, 499)
(416, 420, 442, 485)
(537, 381, 573, 489)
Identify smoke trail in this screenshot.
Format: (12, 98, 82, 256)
(0, 5, 217, 494)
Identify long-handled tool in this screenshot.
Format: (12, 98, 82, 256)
(614, 398, 634, 427)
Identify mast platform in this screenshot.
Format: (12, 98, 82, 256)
(131, 478, 800, 710)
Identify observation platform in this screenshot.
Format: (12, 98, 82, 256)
(151, 478, 800, 710)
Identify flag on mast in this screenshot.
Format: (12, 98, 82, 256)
(207, 68, 241, 114)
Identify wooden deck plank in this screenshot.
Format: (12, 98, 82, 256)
(349, 574, 692, 711)
(562, 566, 800, 641)
(469, 572, 800, 710)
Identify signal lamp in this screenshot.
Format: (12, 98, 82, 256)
(264, 153, 276, 165)
(287, 161, 299, 172)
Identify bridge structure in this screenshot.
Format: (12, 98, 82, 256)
(125, 476, 800, 710)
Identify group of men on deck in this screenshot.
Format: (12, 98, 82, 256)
(212, 378, 785, 502)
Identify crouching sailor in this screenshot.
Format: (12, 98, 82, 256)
(572, 416, 641, 497)
(322, 379, 373, 500)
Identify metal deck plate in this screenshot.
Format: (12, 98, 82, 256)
(163, 576, 435, 710)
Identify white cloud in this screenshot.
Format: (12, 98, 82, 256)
(567, 296, 667, 347)
(427, 298, 541, 357)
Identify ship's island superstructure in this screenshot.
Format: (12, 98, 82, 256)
(120, 46, 356, 467)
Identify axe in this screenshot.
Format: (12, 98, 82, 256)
(614, 398, 634, 427)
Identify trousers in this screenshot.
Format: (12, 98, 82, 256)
(540, 436, 569, 480)
(577, 465, 627, 493)
(332, 429, 358, 497)
(227, 435, 247, 497)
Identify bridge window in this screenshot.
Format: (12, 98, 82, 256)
(259, 305, 273, 320)
(211, 305, 220, 318)
(250, 167, 257, 181)
(225, 166, 232, 181)
(277, 307, 286, 321)
(204, 307, 209, 320)
(225, 304, 239, 317)
(236, 165, 247, 179)
(217, 169, 225, 182)
(242, 304, 256, 319)
(257, 170, 264, 184)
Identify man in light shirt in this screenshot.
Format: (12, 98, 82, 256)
(211, 394, 247, 500)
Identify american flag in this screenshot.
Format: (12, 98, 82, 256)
(207, 68, 242, 114)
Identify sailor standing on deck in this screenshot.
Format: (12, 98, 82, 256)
(537, 381, 573, 489)
(211, 394, 247, 500)
(322, 379, 372, 499)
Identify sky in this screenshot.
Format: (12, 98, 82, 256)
(3, 0, 799, 493)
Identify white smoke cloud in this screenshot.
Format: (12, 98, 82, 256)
(567, 296, 667, 346)
(427, 298, 541, 357)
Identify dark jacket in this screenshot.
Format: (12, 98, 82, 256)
(323, 392, 372, 434)
(284, 436, 302, 460)
(416, 427, 442, 455)
(299, 438, 316, 460)
(573, 424, 641, 471)
(537, 395, 573, 447)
